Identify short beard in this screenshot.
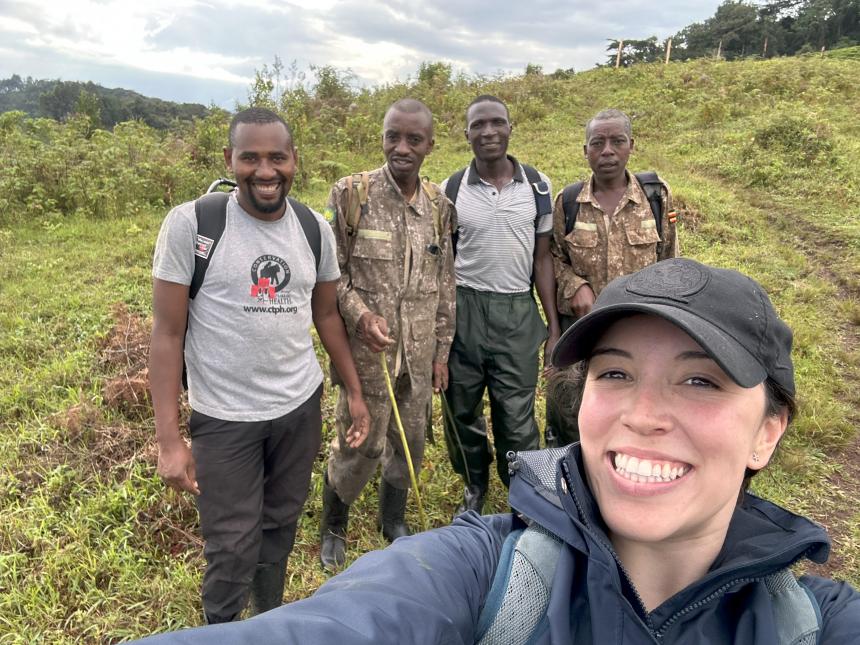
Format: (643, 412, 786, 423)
(243, 180, 286, 214)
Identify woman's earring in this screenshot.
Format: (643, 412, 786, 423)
(752, 452, 760, 463)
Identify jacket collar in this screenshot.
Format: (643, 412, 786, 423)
(509, 444, 831, 615)
(579, 169, 644, 207)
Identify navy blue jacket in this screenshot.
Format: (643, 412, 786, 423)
(137, 446, 860, 644)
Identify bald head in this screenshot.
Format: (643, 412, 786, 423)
(384, 98, 434, 137)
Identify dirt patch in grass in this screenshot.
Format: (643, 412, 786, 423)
(137, 496, 203, 556)
(801, 432, 860, 584)
(99, 303, 153, 419)
(672, 197, 705, 233)
(15, 305, 161, 495)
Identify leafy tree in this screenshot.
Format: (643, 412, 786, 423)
(605, 37, 662, 66)
(311, 65, 355, 106)
(39, 82, 81, 120)
(549, 67, 576, 80)
(74, 89, 102, 134)
(670, 0, 859, 60)
(792, 0, 860, 48)
(417, 61, 452, 87)
(0, 74, 23, 93)
(673, 1, 763, 59)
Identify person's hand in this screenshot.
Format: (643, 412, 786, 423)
(432, 361, 449, 393)
(157, 438, 200, 495)
(345, 392, 371, 448)
(569, 284, 596, 319)
(357, 312, 395, 353)
(543, 330, 560, 378)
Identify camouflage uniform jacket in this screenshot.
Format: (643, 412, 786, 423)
(328, 165, 456, 397)
(551, 171, 678, 317)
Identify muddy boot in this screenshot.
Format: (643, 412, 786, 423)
(248, 557, 287, 616)
(455, 483, 487, 516)
(320, 474, 349, 572)
(378, 479, 410, 543)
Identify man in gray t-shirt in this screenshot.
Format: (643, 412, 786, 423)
(150, 107, 369, 624)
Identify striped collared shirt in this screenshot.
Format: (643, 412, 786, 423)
(443, 157, 552, 293)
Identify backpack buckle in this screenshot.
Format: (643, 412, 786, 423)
(532, 180, 550, 196)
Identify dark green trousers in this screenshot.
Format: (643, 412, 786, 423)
(443, 286, 546, 488)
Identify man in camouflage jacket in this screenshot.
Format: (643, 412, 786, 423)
(548, 109, 678, 444)
(319, 98, 456, 570)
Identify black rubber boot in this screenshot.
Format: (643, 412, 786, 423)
(455, 483, 487, 516)
(319, 474, 349, 572)
(204, 612, 239, 624)
(378, 479, 410, 543)
(248, 557, 287, 616)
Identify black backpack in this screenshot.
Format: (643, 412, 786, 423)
(444, 163, 552, 256)
(181, 179, 322, 388)
(560, 171, 665, 238)
(189, 178, 321, 299)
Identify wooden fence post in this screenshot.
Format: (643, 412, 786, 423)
(615, 40, 624, 68)
(665, 37, 673, 64)
(716, 39, 722, 59)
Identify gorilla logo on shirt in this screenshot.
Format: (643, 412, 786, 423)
(250, 255, 291, 299)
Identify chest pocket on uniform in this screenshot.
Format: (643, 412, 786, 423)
(352, 235, 394, 260)
(350, 234, 393, 292)
(624, 218, 661, 246)
(566, 221, 599, 249)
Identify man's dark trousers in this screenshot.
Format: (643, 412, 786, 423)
(443, 286, 545, 489)
(189, 383, 323, 621)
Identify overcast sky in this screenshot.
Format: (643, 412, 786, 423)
(0, 0, 726, 108)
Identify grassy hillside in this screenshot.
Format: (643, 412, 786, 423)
(0, 55, 858, 642)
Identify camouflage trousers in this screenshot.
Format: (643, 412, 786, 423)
(327, 370, 431, 505)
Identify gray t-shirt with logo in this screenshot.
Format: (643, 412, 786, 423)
(152, 193, 340, 421)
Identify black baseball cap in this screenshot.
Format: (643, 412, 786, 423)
(551, 258, 795, 395)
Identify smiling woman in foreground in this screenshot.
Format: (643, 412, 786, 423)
(138, 258, 859, 644)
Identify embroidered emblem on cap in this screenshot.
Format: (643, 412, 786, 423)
(626, 259, 709, 303)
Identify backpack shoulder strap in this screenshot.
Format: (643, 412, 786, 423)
(345, 172, 369, 237)
(766, 568, 821, 645)
(287, 197, 321, 274)
(343, 172, 369, 264)
(561, 182, 585, 236)
(475, 524, 563, 645)
(444, 167, 467, 205)
(521, 164, 552, 228)
(420, 176, 442, 246)
(444, 168, 467, 257)
(191, 191, 230, 300)
(633, 171, 665, 233)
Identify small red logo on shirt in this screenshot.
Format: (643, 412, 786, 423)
(251, 277, 277, 300)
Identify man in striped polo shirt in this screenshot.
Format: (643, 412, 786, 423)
(442, 95, 561, 514)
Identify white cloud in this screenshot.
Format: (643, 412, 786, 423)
(0, 14, 36, 34)
(0, 0, 726, 105)
(2, 0, 254, 82)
